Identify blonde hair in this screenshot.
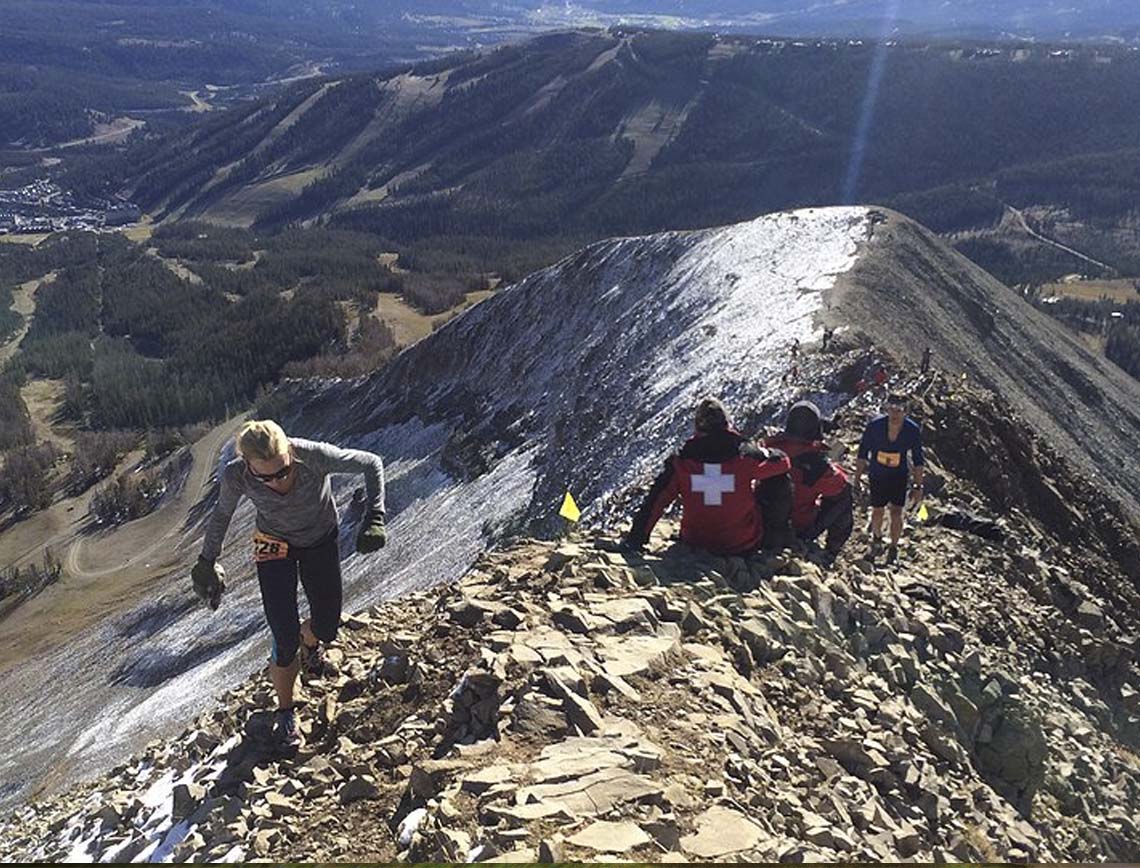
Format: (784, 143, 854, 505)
(236, 420, 290, 462)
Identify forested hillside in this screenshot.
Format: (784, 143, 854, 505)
(93, 30, 1140, 291)
(9, 27, 1140, 524)
(0, 0, 471, 152)
(0, 222, 493, 521)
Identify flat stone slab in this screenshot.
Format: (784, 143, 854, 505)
(568, 820, 652, 852)
(483, 801, 575, 824)
(461, 765, 514, 794)
(527, 747, 630, 784)
(598, 634, 680, 678)
(489, 847, 538, 863)
(519, 766, 663, 816)
(680, 806, 767, 858)
(683, 642, 729, 664)
(589, 597, 658, 631)
(527, 735, 664, 783)
(514, 626, 587, 666)
(508, 643, 544, 666)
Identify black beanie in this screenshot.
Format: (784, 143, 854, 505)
(785, 400, 822, 441)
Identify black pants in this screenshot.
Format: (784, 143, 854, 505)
(756, 474, 795, 550)
(257, 532, 342, 666)
(870, 473, 908, 508)
(800, 485, 854, 555)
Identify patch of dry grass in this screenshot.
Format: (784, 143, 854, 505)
(120, 221, 154, 243)
(200, 168, 329, 227)
(0, 233, 49, 246)
(1041, 278, 1139, 304)
(20, 378, 74, 451)
(375, 289, 495, 348)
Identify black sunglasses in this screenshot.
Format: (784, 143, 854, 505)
(247, 461, 292, 483)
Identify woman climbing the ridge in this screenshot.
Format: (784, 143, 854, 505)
(191, 420, 387, 750)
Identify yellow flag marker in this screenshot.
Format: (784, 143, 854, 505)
(559, 491, 581, 522)
(917, 503, 929, 522)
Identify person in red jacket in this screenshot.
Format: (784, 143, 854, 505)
(624, 397, 793, 555)
(763, 401, 853, 567)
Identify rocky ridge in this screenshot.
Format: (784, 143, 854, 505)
(9, 203, 1140, 820)
(2, 381, 1138, 863)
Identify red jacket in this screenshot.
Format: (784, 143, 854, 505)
(763, 434, 849, 531)
(628, 429, 792, 555)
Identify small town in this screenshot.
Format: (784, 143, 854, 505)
(0, 179, 141, 235)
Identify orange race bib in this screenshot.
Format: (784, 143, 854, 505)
(253, 532, 290, 562)
(876, 450, 902, 469)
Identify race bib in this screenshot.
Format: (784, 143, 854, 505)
(253, 532, 289, 562)
(876, 450, 901, 469)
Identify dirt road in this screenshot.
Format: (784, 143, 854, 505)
(1003, 204, 1116, 274)
(0, 415, 246, 667)
(37, 117, 146, 151)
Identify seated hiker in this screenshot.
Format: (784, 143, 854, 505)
(763, 400, 853, 566)
(624, 397, 792, 555)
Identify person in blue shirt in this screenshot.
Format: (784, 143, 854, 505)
(851, 393, 925, 564)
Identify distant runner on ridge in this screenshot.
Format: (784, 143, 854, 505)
(851, 393, 925, 565)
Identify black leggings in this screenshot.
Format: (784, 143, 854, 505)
(257, 532, 342, 666)
(755, 474, 795, 550)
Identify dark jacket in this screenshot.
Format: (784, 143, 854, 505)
(763, 434, 849, 531)
(858, 415, 925, 479)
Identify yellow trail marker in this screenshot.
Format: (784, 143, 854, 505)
(917, 503, 929, 522)
(559, 491, 581, 522)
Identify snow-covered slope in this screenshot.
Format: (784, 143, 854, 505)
(326, 205, 869, 546)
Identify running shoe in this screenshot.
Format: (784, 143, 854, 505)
(274, 706, 302, 751)
(301, 641, 325, 678)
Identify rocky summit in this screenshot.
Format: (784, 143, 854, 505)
(1, 378, 1137, 863)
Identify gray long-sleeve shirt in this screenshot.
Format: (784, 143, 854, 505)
(200, 437, 385, 561)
